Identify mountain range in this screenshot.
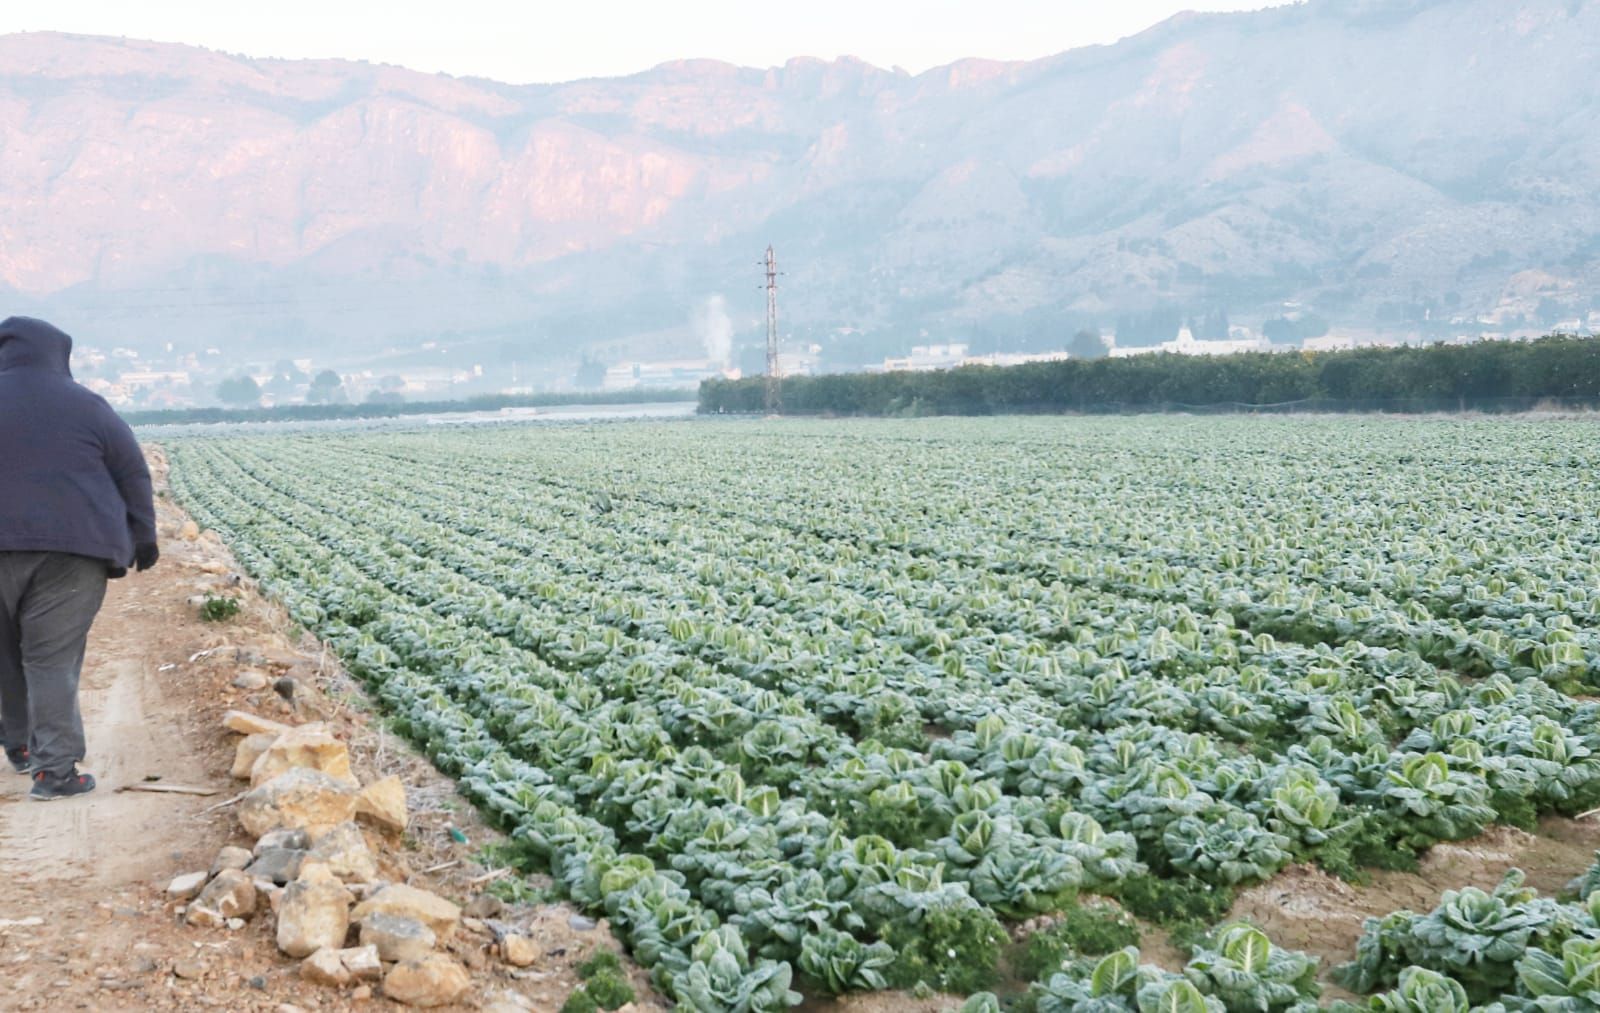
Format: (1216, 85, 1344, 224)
(2, 0, 1598, 374)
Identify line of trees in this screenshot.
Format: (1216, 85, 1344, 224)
(123, 387, 696, 427)
(214, 368, 399, 407)
(698, 335, 1600, 416)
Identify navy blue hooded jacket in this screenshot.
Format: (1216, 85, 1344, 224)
(0, 317, 157, 577)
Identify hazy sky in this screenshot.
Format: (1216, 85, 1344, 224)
(4, 0, 1286, 84)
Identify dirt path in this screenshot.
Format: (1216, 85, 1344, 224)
(0, 645, 211, 886)
(0, 486, 253, 1011)
(0, 458, 659, 1012)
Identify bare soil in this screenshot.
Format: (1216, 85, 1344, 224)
(1230, 819, 1600, 1002)
(0, 451, 660, 1012)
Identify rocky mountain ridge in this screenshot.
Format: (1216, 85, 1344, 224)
(2, 0, 1597, 364)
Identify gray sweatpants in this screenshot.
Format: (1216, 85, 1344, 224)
(0, 553, 108, 777)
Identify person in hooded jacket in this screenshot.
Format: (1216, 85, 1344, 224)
(0, 316, 159, 800)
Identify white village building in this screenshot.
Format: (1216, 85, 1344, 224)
(1107, 327, 1273, 358)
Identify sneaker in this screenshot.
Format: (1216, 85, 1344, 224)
(29, 769, 96, 801)
(4, 747, 29, 775)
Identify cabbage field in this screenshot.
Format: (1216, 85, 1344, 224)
(166, 416, 1600, 1012)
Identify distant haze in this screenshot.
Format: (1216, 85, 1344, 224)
(2, 0, 1598, 378)
(4, 1, 1286, 83)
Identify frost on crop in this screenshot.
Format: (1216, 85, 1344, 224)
(161, 416, 1600, 1009)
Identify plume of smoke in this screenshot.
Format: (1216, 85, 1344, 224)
(695, 294, 733, 367)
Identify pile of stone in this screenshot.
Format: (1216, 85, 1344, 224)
(163, 709, 538, 1007)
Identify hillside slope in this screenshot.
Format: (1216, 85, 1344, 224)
(2, 0, 1597, 359)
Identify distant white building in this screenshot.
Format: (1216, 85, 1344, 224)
(603, 359, 736, 391)
(775, 346, 821, 376)
(962, 350, 1072, 368)
(1302, 333, 1404, 352)
(83, 377, 129, 404)
(117, 370, 192, 387)
(399, 367, 477, 393)
(871, 342, 1076, 374)
(880, 343, 971, 371)
(1108, 327, 1273, 358)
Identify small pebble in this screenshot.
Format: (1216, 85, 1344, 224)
(232, 670, 269, 691)
(172, 957, 204, 980)
(463, 894, 504, 919)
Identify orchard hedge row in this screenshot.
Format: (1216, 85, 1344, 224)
(698, 335, 1600, 416)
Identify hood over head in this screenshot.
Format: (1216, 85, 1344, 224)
(0, 316, 74, 376)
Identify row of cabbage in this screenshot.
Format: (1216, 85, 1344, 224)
(980, 863, 1600, 1012)
(164, 417, 1600, 1009)
(181, 434, 1600, 862)
(396, 418, 1600, 691)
